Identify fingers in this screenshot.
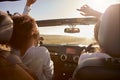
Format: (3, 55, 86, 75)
(81, 5, 90, 11)
(26, 0, 36, 6)
(80, 12, 85, 16)
(82, 5, 89, 8)
(29, 0, 36, 4)
(77, 4, 92, 16)
(77, 4, 89, 12)
(32, 0, 36, 3)
(76, 9, 80, 11)
(77, 9, 85, 16)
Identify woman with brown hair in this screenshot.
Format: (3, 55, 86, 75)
(9, 15, 54, 80)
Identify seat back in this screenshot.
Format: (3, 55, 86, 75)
(73, 58, 120, 80)
(0, 50, 38, 80)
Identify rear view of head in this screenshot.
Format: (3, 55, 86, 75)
(0, 11, 13, 44)
(98, 4, 120, 57)
(9, 15, 40, 50)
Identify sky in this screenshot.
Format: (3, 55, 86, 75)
(0, 0, 120, 20)
(0, 0, 120, 40)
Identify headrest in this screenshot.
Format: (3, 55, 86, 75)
(0, 11, 13, 44)
(98, 4, 120, 57)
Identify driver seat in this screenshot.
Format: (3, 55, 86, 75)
(73, 58, 120, 80)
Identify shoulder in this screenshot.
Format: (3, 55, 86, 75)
(26, 46, 48, 52)
(32, 46, 49, 54)
(26, 46, 50, 57)
(80, 52, 111, 58)
(22, 46, 50, 61)
(7, 54, 22, 64)
(78, 52, 111, 65)
(0, 50, 22, 64)
(35, 46, 48, 51)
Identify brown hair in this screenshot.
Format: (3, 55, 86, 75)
(9, 15, 39, 50)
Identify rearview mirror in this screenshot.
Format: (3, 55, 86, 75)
(64, 24, 80, 33)
(64, 28, 80, 33)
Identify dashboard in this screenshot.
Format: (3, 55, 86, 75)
(43, 44, 85, 63)
(42, 44, 86, 80)
(41, 43, 98, 80)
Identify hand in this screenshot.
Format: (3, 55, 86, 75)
(26, 0, 36, 6)
(77, 5, 94, 16)
(77, 4, 102, 19)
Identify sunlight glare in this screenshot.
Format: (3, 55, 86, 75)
(89, 0, 120, 12)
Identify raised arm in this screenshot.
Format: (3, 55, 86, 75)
(77, 5, 102, 19)
(23, 0, 36, 15)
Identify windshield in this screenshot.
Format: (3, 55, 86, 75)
(39, 25, 95, 45)
(0, 0, 120, 45)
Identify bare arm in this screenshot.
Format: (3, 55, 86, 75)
(25, 0, 36, 7)
(23, 0, 36, 15)
(77, 5, 102, 19)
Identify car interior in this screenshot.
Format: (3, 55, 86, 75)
(37, 17, 120, 80)
(0, 0, 120, 80)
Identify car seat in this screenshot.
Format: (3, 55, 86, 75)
(73, 4, 120, 80)
(73, 57, 120, 80)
